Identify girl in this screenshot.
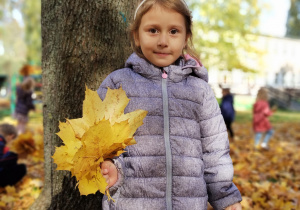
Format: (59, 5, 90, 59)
(98, 0, 242, 209)
(253, 88, 275, 149)
(14, 77, 35, 134)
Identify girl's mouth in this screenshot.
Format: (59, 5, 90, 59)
(155, 52, 169, 57)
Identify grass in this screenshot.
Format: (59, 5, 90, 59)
(0, 108, 11, 120)
(218, 95, 300, 123)
(236, 110, 300, 123)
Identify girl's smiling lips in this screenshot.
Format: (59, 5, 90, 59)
(154, 52, 170, 57)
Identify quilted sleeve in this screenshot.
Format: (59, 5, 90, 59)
(199, 85, 242, 210)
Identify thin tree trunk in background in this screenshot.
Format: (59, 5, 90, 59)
(31, 1, 138, 209)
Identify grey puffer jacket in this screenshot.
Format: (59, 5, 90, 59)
(97, 53, 242, 210)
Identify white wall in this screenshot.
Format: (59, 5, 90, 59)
(208, 35, 300, 96)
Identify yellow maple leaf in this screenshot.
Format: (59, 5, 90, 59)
(52, 121, 82, 175)
(52, 86, 147, 196)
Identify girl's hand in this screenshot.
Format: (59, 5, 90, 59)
(100, 159, 118, 190)
(225, 202, 242, 210)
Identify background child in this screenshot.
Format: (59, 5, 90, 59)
(253, 87, 275, 149)
(14, 77, 35, 134)
(98, 0, 242, 209)
(220, 88, 235, 140)
(0, 123, 27, 187)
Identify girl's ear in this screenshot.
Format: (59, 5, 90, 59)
(134, 32, 140, 47)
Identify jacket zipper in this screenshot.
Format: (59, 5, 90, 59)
(161, 68, 172, 210)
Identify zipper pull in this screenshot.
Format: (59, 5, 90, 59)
(162, 69, 168, 79)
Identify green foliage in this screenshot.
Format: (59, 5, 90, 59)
(0, 0, 27, 74)
(22, 0, 41, 65)
(286, 0, 300, 38)
(189, 0, 263, 72)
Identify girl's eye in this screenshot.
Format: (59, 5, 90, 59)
(170, 29, 178, 34)
(149, 28, 158, 33)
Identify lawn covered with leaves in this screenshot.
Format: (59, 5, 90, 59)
(0, 110, 299, 209)
(0, 111, 44, 210)
(229, 121, 300, 209)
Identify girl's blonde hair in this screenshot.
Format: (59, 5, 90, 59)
(21, 77, 35, 92)
(130, 0, 199, 63)
(256, 88, 268, 101)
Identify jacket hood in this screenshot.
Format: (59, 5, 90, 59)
(125, 53, 208, 83)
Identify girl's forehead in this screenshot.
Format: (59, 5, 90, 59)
(142, 4, 184, 20)
(140, 6, 186, 28)
(148, 3, 172, 13)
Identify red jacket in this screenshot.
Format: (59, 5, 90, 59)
(0, 136, 9, 156)
(253, 100, 273, 132)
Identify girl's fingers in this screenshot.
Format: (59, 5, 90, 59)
(100, 160, 118, 189)
(101, 161, 112, 175)
(101, 168, 108, 175)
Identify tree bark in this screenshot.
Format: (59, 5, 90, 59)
(31, 1, 138, 209)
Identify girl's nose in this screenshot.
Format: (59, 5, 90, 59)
(158, 33, 168, 47)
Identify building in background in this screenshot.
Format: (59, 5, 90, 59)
(209, 34, 300, 99)
(258, 35, 300, 88)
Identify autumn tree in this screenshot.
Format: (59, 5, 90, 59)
(189, 0, 262, 72)
(30, 1, 138, 209)
(0, 0, 27, 74)
(286, 0, 300, 38)
(22, 0, 41, 65)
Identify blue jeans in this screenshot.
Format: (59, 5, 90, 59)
(254, 129, 274, 146)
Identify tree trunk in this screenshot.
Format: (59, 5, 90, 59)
(31, 1, 138, 209)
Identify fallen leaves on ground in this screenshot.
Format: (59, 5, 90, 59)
(11, 132, 37, 159)
(0, 175, 43, 210)
(0, 126, 44, 210)
(209, 122, 300, 210)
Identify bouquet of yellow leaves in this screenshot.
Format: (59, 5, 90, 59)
(52, 87, 147, 197)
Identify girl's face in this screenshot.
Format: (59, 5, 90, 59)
(134, 4, 188, 67)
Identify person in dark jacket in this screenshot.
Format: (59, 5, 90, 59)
(98, 0, 242, 209)
(14, 77, 35, 134)
(220, 88, 235, 140)
(0, 123, 26, 187)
